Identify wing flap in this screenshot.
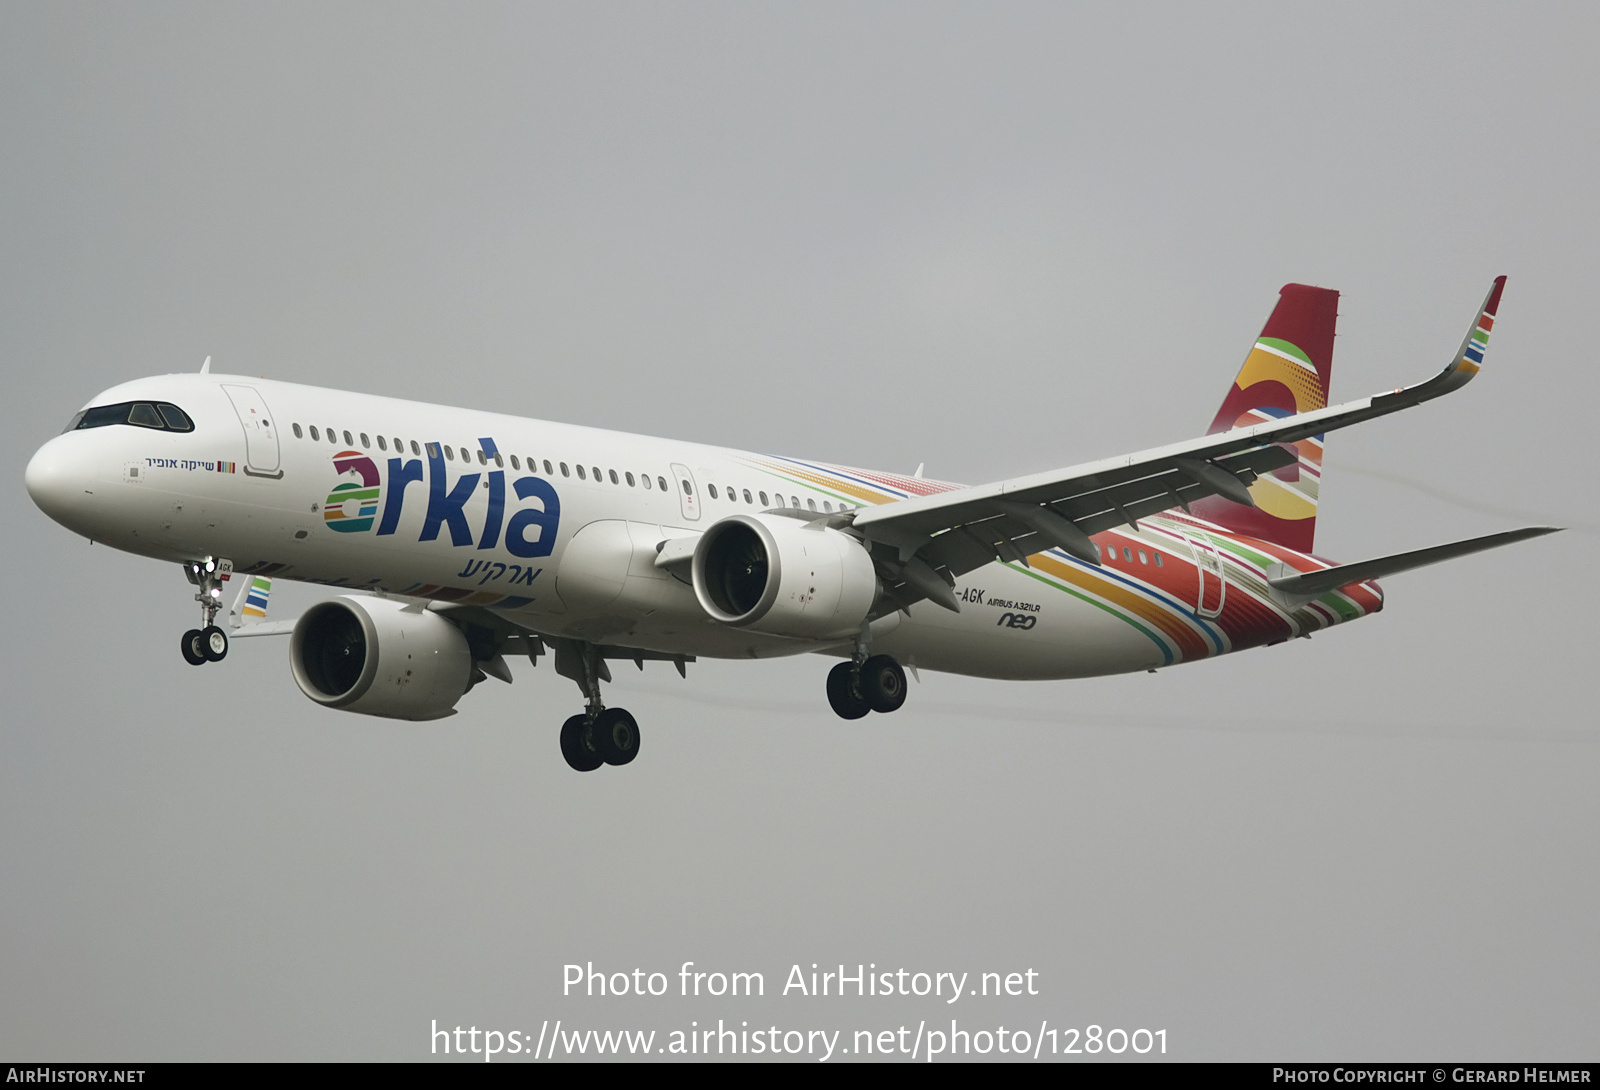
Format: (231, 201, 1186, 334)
(908, 445, 1298, 579)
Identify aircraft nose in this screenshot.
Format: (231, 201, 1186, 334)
(25, 436, 95, 527)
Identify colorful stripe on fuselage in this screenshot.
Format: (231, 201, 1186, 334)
(1004, 514, 1381, 668)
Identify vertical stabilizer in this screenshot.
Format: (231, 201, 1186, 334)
(1191, 283, 1339, 552)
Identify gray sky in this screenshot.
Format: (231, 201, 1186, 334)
(3, 2, 1595, 1061)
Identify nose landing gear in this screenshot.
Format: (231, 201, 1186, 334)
(180, 558, 232, 666)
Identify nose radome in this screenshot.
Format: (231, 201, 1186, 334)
(25, 436, 93, 527)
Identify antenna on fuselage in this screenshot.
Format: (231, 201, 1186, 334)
(913, 463, 925, 478)
(200, 356, 212, 374)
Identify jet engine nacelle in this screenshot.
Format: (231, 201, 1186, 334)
(290, 595, 473, 721)
(691, 513, 878, 641)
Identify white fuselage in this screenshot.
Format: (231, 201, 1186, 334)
(27, 372, 1343, 681)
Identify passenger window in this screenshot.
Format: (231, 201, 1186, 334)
(343, 430, 353, 446)
(309, 425, 320, 441)
(360, 433, 370, 448)
(426, 442, 440, 459)
(823, 501, 833, 512)
(592, 466, 601, 482)
(377, 435, 386, 451)
(460, 448, 470, 463)
(1154, 552, 1163, 567)
(642, 474, 651, 489)
(1122, 547, 1132, 562)
(476, 450, 486, 465)
(609, 469, 618, 484)
(791, 496, 799, 508)
(510, 455, 520, 470)
(293, 423, 304, 439)
(626, 472, 635, 487)
(807, 498, 817, 511)
(560, 463, 569, 477)
(1138, 550, 1147, 564)
(393, 438, 402, 452)
(759, 491, 769, 506)
(681, 479, 692, 495)
(495, 453, 504, 468)
(708, 484, 719, 499)
(411, 441, 421, 456)
(576, 465, 586, 480)
(544, 460, 553, 475)
(657, 476, 668, 491)
(743, 489, 752, 504)
(445, 445, 455, 461)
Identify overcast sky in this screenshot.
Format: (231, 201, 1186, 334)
(3, 2, 1595, 1062)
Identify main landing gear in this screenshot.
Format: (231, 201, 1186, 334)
(551, 640, 641, 773)
(179, 558, 231, 666)
(826, 655, 907, 719)
(560, 708, 640, 773)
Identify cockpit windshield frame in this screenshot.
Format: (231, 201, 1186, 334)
(67, 401, 195, 434)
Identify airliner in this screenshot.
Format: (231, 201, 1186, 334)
(25, 276, 1555, 771)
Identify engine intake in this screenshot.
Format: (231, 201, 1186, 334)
(290, 596, 473, 721)
(692, 513, 878, 640)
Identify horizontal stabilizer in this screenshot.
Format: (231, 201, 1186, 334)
(1269, 526, 1559, 599)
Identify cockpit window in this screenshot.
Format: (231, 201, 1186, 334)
(70, 401, 196, 433)
(159, 404, 192, 430)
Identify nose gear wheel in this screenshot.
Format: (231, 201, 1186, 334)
(181, 629, 208, 666)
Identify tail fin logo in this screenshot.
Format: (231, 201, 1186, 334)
(324, 450, 383, 533)
(1195, 283, 1339, 553)
(1226, 336, 1327, 422)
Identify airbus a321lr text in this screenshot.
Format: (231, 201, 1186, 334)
(25, 276, 1555, 770)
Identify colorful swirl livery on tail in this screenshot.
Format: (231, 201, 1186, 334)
(1193, 284, 1339, 552)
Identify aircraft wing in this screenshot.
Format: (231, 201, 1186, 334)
(229, 620, 297, 638)
(851, 277, 1506, 609)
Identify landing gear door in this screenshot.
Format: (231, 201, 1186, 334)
(670, 463, 700, 522)
(222, 384, 283, 478)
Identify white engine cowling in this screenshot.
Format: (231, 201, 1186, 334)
(691, 513, 878, 640)
(290, 596, 474, 721)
